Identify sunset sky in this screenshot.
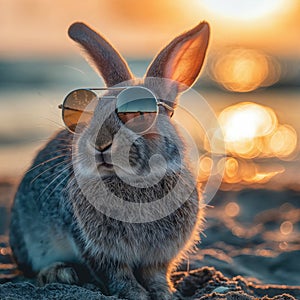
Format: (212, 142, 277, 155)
(0, 0, 300, 186)
(0, 0, 300, 59)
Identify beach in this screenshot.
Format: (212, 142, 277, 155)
(1, 179, 299, 299)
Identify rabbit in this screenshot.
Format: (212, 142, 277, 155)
(9, 21, 210, 300)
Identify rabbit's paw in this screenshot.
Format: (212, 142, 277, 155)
(149, 289, 172, 300)
(139, 266, 173, 300)
(37, 262, 80, 286)
(113, 282, 150, 300)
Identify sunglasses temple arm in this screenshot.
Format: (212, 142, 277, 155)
(157, 101, 174, 114)
(58, 105, 92, 113)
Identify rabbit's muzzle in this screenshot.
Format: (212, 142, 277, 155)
(93, 135, 148, 177)
(94, 144, 114, 170)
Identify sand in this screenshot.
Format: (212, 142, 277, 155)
(0, 180, 299, 299)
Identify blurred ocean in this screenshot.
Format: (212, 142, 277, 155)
(0, 58, 300, 190)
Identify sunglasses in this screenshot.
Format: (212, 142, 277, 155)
(59, 86, 174, 134)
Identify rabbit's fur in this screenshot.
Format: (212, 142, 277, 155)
(9, 22, 210, 300)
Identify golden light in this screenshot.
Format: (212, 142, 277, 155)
(201, 0, 286, 20)
(208, 102, 299, 186)
(210, 48, 281, 92)
(280, 221, 293, 235)
(224, 157, 239, 179)
(218, 102, 297, 160)
(0, 248, 8, 255)
(269, 125, 297, 158)
(225, 202, 240, 217)
(218, 102, 277, 144)
(252, 170, 284, 183)
(232, 226, 244, 237)
(199, 156, 213, 180)
(279, 242, 288, 250)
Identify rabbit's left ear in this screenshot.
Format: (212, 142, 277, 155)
(68, 22, 133, 87)
(145, 22, 210, 93)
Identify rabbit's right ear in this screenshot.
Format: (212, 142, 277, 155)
(68, 22, 133, 87)
(145, 22, 210, 94)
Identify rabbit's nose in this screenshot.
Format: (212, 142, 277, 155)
(94, 142, 113, 165)
(95, 141, 112, 152)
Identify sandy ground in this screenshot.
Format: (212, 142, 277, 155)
(0, 180, 299, 299)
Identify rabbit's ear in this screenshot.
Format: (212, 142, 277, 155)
(68, 22, 133, 87)
(145, 22, 209, 93)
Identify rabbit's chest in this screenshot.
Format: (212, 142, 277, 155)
(99, 220, 184, 265)
(79, 198, 199, 265)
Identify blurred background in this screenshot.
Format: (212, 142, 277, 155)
(0, 1, 300, 286)
(0, 0, 300, 190)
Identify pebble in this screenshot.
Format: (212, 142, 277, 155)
(212, 286, 230, 294)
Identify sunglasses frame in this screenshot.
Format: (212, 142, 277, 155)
(59, 86, 174, 133)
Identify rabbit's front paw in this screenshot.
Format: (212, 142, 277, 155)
(37, 262, 80, 286)
(138, 266, 174, 300)
(118, 288, 150, 300)
(149, 290, 172, 300)
(109, 276, 150, 299)
(111, 281, 150, 300)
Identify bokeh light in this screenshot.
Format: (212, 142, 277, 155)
(209, 48, 281, 92)
(219, 102, 277, 143)
(224, 158, 239, 180)
(199, 155, 213, 179)
(225, 202, 240, 217)
(280, 221, 293, 235)
(269, 125, 298, 158)
(199, 102, 298, 186)
(217, 102, 297, 160)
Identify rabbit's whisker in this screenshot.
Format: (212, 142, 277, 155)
(38, 162, 73, 201)
(30, 158, 72, 185)
(44, 118, 65, 130)
(38, 147, 72, 158)
(43, 169, 74, 204)
(26, 153, 71, 174)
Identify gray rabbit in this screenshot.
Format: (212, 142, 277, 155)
(9, 21, 210, 300)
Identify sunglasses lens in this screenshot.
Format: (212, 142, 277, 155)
(116, 87, 158, 133)
(62, 89, 97, 132)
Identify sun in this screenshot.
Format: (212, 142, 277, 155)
(218, 102, 277, 143)
(217, 102, 298, 159)
(201, 0, 286, 20)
